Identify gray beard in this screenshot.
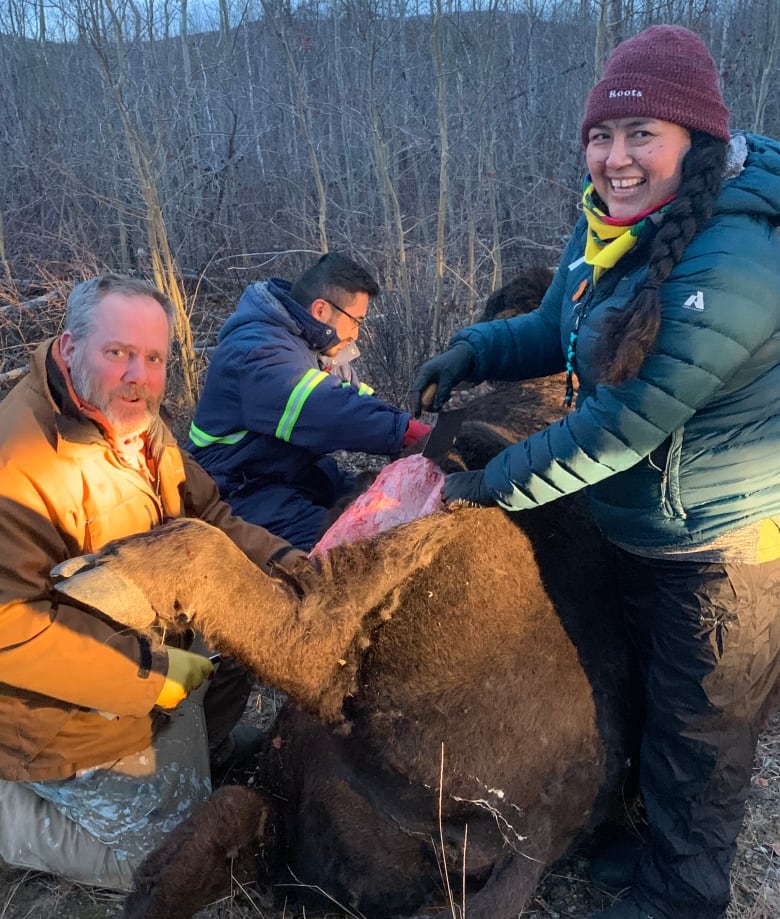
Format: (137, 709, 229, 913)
(68, 348, 160, 439)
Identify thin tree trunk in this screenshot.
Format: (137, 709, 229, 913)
(0, 208, 12, 280)
(431, 0, 449, 350)
(85, 0, 198, 407)
(368, 91, 413, 373)
(260, 0, 329, 253)
(753, 2, 779, 134)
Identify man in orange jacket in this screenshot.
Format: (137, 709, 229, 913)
(0, 274, 311, 889)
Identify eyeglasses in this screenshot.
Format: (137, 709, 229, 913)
(323, 298, 367, 329)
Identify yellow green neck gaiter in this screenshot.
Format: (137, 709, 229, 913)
(582, 181, 672, 283)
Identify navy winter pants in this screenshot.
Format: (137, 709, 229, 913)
(615, 550, 780, 918)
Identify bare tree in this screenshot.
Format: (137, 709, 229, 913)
(0, 208, 12, 281)
(76, 0, 199, 407)
(259, 0, 330, 254)
(751, 0, 780, 133)
(430, 0, 450, 349)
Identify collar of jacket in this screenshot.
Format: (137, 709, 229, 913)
(264, 278, 341, 353)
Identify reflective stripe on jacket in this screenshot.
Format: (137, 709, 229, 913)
(187, 279, 409, 499)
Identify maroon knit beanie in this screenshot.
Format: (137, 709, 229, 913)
(581, 25, 731, 147)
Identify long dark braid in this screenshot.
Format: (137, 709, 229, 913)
(600, 132, 728, 384)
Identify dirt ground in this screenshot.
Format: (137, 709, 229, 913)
(1, 703, 778, 919)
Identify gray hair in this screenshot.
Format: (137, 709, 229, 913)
(65, 274, 175, 341)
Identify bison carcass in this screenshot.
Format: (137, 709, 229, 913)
(55, 424, 638, 919)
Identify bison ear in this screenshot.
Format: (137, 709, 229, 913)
(52, 565, 159, 631)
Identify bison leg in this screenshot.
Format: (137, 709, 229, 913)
(464, 847, 548, 919)
(122, 785, 275, 919)
(54, 515, 460, 721)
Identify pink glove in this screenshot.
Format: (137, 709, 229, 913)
(403, 418, 432, 448)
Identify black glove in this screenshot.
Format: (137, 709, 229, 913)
(441, 470, 496, 508)
(268, 549, 323, 599)
(410, 343, 475, 416)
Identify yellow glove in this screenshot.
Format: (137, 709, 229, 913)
(155, 648, 214, 710)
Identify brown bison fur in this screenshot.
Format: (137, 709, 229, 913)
(256, 500, 639, 919)
(437, 265, 566, 432)
(122, 786, 274, 919)
(446, 375, 565, 473)
(57, 453, 640, 918)
(477, 266, 555, 323)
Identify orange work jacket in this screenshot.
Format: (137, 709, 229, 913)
(0, 340, 292, 781)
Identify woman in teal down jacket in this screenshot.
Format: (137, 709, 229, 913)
(412, 25, 780, 919)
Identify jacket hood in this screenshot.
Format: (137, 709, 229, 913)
(717, 133, 780, 223)
(219, 279, 339, 354)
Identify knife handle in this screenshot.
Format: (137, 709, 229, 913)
(420, 383, 437, 412)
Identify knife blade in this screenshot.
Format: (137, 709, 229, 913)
(421, 405, 466, 462)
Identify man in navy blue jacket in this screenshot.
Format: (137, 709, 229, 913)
(188, 253, 429, 550)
